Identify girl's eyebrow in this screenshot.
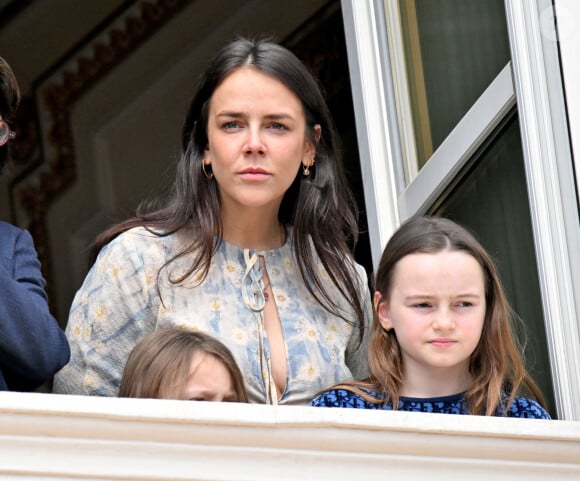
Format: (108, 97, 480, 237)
(402, 293, 436, 299)
(404, 292, 482, 300)
(452, 292, 482, 299)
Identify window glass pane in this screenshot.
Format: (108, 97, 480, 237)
(432, 113, 556, 417)
(399, 0, 510, 167)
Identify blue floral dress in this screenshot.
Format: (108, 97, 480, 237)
(54, 227, 371, 404)
(312, 388, 551, 418)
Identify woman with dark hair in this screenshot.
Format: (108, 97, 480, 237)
(54, 38, 371, 404)
(0, 57, 70, 391)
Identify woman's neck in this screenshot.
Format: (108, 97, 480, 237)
(221, 206, 286, 251)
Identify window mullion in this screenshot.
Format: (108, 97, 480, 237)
(505, 0, 580, 420)
(341, 0, 402, 268)
(398, 64, 515, 218)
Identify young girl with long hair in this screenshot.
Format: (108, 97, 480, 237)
(312, 216, 550, 418)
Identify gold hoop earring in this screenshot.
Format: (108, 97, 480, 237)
(302, 159, 314, 177)
(202, 160, 214, 180)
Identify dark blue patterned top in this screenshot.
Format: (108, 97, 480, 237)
(311, 388, 551, 419)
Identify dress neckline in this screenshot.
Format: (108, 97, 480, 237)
(220, 226, 291, 254)
(399, 391, 466, 403)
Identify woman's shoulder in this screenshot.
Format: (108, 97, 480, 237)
(505, 397, 552, 419)
(300, 230, 369, 288)
(100, 226, 192, 260)
(110, 225, 178, 244)
(353, 262, 370, 291)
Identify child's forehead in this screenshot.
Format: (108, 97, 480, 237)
(397, 249, 478, 265)
(392, 250, 484, 284)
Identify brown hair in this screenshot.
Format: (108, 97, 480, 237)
(0, 57, 19, 118)
(119, 327, 248, 402)
(0, 56, 21, 173)
(331, 215, 546, 415)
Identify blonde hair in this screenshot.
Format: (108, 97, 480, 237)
(331, 216, 546, 416)
(119, 327, 248, 402)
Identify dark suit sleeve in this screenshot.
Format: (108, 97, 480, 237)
(0, 227, 70, 391)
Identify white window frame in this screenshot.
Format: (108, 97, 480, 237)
(397, 63, 515, 216)
(504, 0, 580, 420)
(554, 0, 580, 198)
(341, 0, 401, 265)
(341, 0, 580, 419)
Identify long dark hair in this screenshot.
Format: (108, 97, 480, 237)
(91, 37, 365, 336)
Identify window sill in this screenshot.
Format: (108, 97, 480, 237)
(0, 391, 578, 480)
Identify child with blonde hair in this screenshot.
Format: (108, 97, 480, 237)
(313, 216, 550, 418)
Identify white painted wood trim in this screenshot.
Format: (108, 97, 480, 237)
(383, 0, 419, 183)
(553, 0, 580, 202)
(341, 0, 401, 269)
(0, 392, 578, 480)
(504, 0, 580, 420)
(397, 63, 515, 218)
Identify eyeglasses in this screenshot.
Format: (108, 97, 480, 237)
(0, 119, 16, 147)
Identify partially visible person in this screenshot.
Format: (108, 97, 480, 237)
(54, 37, 371, 404)
(0, 56, 70, 391)
(312, 216, 550, 419)
(119, 327, 248, 402)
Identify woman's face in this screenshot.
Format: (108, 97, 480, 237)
(204, 67, 316, 216)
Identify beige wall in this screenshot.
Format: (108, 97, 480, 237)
(0, 0, 329, 323)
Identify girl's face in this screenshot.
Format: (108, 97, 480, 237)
(184, 353, 238, 402)
(204, 67, 317, 216)
(375, 250, 486, 390)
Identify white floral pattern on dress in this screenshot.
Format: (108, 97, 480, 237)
(53, 226, 371, 405)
